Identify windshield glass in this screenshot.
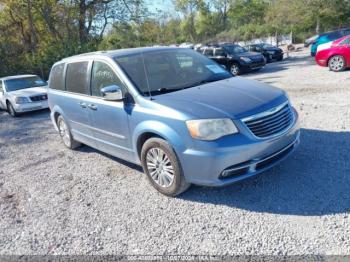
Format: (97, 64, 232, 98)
(5, 76, 46, 92)
(114, 49, 232, 96)
(223, 45, 248, 54)
(262, 43, 274, 48)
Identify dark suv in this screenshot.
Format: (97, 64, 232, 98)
(245, 43, 284, 62)
(200, 43, 266, 75)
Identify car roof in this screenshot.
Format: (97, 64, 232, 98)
(58, 47, 179, 64)
(0, 74, 38, 81)
(320, 27, 350, 37)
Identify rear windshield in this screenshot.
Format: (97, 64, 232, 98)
(114, 49, 232, 96)
(5, 76, 46, 92)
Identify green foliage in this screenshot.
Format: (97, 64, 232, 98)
(0, 0, 349, 78)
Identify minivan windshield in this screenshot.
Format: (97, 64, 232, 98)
(5, 76, 47, 92)
(114, 49, 232, 96)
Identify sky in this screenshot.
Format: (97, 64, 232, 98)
(146, 0, 175, 15)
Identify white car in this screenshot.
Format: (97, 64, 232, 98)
(0, 75, 49, 117)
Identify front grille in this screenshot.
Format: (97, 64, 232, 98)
(30, 94, 47, 102)
(243, 103, 293, 138)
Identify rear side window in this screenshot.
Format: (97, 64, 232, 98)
(49, 63, 65, 90)
(66, 62, 89, 94)
(204, 49, 214, 56)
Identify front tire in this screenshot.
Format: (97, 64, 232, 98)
(57, 115, 81, 149)
(230, 63, 241, 76)
(328, 55, 346, 72)
(141, 137, 190, 196)
(7, 101, 18, 117)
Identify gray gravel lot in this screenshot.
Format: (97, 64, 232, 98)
(0, 52, 350, 255)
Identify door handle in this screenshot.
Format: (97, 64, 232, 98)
(87, 104, 97, 110)
(79, 102, 87, 108)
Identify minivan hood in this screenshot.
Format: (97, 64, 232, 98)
(8, 86, 48, 97)
(153, 77, 287, 119)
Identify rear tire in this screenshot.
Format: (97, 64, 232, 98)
(328, 55, 346, 72)
(7, 101, 18, 117)
(57, 115, 81, 149)
(141, 137, 190, 196)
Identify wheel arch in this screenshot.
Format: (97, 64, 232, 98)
(133, 120, 186, 161)
(327, 53, 345, 66)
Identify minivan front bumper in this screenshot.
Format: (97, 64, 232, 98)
(179, 110, 300, 186)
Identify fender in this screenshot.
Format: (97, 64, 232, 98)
(132, 120, 187, 159)
(50, 105, 68, 132)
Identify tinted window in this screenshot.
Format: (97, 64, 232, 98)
(66, 62, 89, 94)
(223, 44, 248, 54)
(5, 76, 46, 92)
(215, 48, 226, 56)
(115, 49, 232, 96)
(91, 61, 125, 97)
(49, 63, 65, 90)
(339, 38, 350, 45)
(204, 48, 214, 56)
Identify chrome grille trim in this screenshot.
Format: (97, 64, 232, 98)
(242, 101, 294, 139)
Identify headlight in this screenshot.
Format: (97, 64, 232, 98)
(186, 118, 238, 141)
(267, 51, 275, 55)
(240, 57, 252, 63)
(15, 96, 30, 104)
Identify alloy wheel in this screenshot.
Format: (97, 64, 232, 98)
(146, 147, 175, 188)
(58, 119, 71, 147)
(230, 64, 239, 75)
(329, 56, 345, 71)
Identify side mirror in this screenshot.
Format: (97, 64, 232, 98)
(101, 85, 123, 101)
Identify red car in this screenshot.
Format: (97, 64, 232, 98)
(315, 35, 350, 72)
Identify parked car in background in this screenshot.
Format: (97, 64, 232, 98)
(0, 75, 48, 117)
(311, 27, 350, 56)
(200, 43, 266, 75)
(48, 47, 299, 196)
(179, 42, 194, 49)
(304, 34, 319, 47)
(315, 35, 350, 72)
(245, 43, 284, 62)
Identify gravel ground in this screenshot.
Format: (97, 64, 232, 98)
(0, 51, 350, 256)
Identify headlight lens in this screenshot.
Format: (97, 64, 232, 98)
(186, 118, 238, 141)
(267, 51, 275, 55)
(15, 96, 30, 104)
(240, 57, 252, 63)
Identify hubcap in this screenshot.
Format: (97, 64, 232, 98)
(231, 65, 239, 75)
(146, 148, 174, 188)
(58, 119, 70, 146)
(330, 56, 344, 71)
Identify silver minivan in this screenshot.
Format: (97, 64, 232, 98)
(48, 48, 300, 196)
